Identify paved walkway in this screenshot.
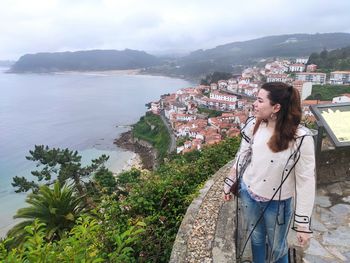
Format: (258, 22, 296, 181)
(170, 162, 350, 262)
(160, 110, 176, 153)
(303, 181, 350, 262)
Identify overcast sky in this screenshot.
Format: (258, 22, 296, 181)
(1, 0, 350, 60)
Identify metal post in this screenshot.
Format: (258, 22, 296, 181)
(314, 120, 324, 183)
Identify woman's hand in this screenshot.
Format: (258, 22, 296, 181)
(223, 193, 232, 201)
(296, 231, 312, 247)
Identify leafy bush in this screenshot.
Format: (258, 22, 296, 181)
(123, 137, 240, 261)
(308, 46, 350, 71)
(1, 210, 146, 262)
(1, 137, 240, 262)
(307, 84, 350, 101)
(7, 182, 84, 248)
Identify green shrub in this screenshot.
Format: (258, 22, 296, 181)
(308, 84, 350, 101)
(1, 137, 240, 262)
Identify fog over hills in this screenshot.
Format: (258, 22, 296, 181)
(9, 33, 350, 78)
(155, 32, 350, 78)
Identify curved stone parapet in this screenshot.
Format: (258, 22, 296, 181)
(170, 148, 350, 262)
(169, 160, 236, 263)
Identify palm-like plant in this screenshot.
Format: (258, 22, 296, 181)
(7, 181, 84, 247)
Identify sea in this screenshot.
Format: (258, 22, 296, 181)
(0, 68, 192, 237)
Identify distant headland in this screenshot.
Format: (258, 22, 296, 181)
(9, 49, 161, 73)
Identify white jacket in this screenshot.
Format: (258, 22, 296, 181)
(224, 117, 316, 230)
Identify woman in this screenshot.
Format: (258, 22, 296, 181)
(223, 82, 315, 263)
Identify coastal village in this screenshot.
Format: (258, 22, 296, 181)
(147, 59, 350, 154)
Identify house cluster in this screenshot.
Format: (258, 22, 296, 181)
(262, 58, 327, 84)
(148, 83, 252, 154)
(148, 57, 350, 154)
(263, 58, 350, 85)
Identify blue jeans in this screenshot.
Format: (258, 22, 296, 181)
(240, 186, 292, 263)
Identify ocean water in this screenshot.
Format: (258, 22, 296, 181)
(0, 69, 191, 236)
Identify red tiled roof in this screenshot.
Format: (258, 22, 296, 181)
(302, 100, 332, 106)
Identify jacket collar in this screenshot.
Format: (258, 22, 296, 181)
(295, 125, 316, 138)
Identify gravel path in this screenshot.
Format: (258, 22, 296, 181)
(170, 161, 236, 263)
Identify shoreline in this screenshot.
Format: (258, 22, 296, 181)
(117, 152, 143, 174)
(114, 130, 157, 170)
(53, 69, 142, 76)
(6, 68, 143, 75)
(6, 67, 198, 84)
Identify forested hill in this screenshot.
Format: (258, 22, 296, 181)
(145, 33, 350, 78)
(308, 45, 350, 71)
(9, 49, 162, 73)
(9, 33, 350, 76)
(184, 33, 350, 61)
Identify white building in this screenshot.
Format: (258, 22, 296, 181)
(296, 58, 309, 64)
(330, 71, 350, 85)
(238, 77, 250, 85)
(204, 98, 237, 111)
(210, 83, 218, 90)
(171, 102, 187, 113)
(210, 91, 237, 102)
(289, 63, 305, 72)
(175, 114, 197, 122)
(227, 83, 238, 92)
(218, 80, 228, 89)
(228, 78, 238, 85)
(164, 107, 175, 119)
(332, 94, 350, 103)
(243, 86, 259, 97)
(266, 74, 289, 83)
(295, 73, 326, 84)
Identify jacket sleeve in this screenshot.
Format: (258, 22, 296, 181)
(223, 117, 254, 194)
(293, 135, 316, 232)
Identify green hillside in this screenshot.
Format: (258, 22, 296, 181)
(147, 33, 350, 79)
(308, 45, 350, 72)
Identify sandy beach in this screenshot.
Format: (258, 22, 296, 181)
(114, 152, 143, 175)
(54, 69, 142, 76)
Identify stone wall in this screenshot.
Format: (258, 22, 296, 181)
(318, 147, 350, 184)
(170, 147, 350, 262)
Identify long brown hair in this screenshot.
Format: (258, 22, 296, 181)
(253, 82, 302, 152)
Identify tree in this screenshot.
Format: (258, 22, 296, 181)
(200, 71, 233, 85)
(7, 181, 84, 247)
(314, 93, 322, 104)
(12, 145, 110, 207)
(320, 49, 328, 60)
(93, 167, 117, 195)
